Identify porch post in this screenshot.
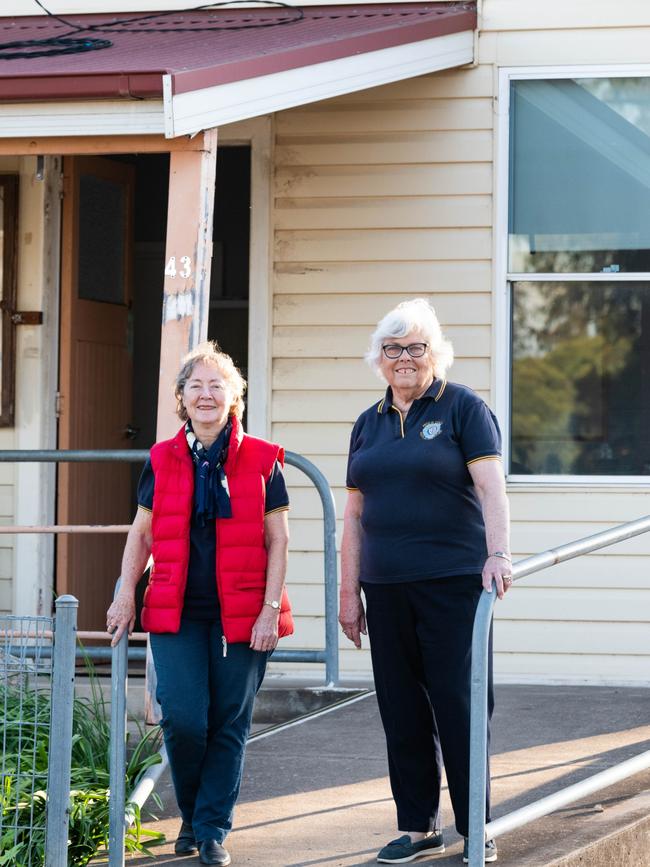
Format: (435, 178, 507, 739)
(156, 127, 218, 440)
(146, 128, 218, 725)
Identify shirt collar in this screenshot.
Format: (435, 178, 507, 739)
(377, 378, 446, 414)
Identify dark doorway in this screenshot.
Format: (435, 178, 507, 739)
(56, 147, 252, 629)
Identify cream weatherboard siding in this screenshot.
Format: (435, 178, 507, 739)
(481, 8, 650, 684)
(268, 13, 650, 685)
(0, 156, 59, 618)
(0, 157, 19, 615)
(270, 65, 495, 678)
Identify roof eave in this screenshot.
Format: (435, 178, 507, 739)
(0, 72, 164, 102)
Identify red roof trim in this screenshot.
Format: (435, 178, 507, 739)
(170, 7, 476, 95)
(0, 74, 163, 102)
(0, 3, 477, 103)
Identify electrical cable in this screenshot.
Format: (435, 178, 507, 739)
(0, 0, 304, 60)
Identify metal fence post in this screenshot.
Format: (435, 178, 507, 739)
(45, 595, 78, 867)
(467, 590, 495, 867)
(109, 603, 129, 866)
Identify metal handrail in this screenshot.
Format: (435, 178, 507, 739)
(3, 445, 340, 864)
(467, 514, 650, 867)
(104, 450, 338, 862)
(282, 451, 339, 686)
(109, 582, 128, 867)
(0, 447, 339, 681)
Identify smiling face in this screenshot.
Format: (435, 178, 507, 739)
(182, 361, 232, 434)
(378, 329, 435, 394)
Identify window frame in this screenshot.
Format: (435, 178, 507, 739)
(496, 64, 650, 486)
(0, 174, 18, 428)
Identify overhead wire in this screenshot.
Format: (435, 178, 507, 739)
(0, 0, 305, 60)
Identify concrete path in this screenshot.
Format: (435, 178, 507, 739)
(122, 685, 650, 866)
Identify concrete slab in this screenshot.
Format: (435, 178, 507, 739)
(118, 684, 650, 867)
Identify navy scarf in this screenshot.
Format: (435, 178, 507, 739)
(185, 420, 233, 525)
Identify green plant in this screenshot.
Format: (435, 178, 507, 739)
(0, 664, 165, 866)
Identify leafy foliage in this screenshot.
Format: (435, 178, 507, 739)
(0, 668, 164, 866)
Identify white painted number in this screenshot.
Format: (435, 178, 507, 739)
(164, 255, 193, 280)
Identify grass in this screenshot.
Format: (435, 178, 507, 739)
(0, 663, 165, 866)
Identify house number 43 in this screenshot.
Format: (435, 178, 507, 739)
(164, 256, 192, 279)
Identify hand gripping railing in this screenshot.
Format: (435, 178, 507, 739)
(467, 514, 650, 867)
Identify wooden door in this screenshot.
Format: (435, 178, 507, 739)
(57, 156, 134, 631)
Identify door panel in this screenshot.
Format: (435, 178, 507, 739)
(58, 156, 134, 631)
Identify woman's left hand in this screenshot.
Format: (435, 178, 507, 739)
(482, 555, 513, 600)
(250, 607, 280, 652)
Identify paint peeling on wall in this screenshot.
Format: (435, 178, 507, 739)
(163, 289, 194, 322)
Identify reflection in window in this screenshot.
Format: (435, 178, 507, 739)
(511, 282, 650, 475)
(509, 78, 650, 273)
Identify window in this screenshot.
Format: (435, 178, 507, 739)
(0, 175, 18, 427)
(507, 77, 650, 477)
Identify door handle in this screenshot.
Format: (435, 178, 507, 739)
(124, 424, 140, 440)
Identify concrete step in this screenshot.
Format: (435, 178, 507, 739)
(75, 672, 366, 726)
(546, 801, 650, 867)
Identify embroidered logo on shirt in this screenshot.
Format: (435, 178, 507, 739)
(420, 420, 443, 440)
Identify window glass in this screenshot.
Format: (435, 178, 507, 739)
(509, 78, 650, 273)
(78, 173, 126, 303)
(510, 281, 650, 475)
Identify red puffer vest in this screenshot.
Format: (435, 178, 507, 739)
(141, 416, 293, 641)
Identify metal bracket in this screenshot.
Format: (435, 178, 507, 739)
(11, 311, 43, 325)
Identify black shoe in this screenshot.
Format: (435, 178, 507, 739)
(377, 832, 445, 863)
(199, 839, 231, 866)
(174, 821, 198, 856)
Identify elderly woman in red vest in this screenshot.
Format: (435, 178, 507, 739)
(106, 341, 292, 866)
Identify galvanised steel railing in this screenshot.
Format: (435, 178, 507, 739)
(0, 448, 339, 682)
(0, 447, 339, 864)
(467, 514, 650, 867)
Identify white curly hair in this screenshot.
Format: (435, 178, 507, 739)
(365, 298, 454, 380)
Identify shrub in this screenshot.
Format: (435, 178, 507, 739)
(0, 669, 164, 866)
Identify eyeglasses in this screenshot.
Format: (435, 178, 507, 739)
(381, 342, 428, 359)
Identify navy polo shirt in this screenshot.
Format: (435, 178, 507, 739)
(137, 448, 289, 621)
(346, 379, 501, 584)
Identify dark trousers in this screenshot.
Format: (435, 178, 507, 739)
(150, 619, 268, 843)
(362, 575, 493, 837)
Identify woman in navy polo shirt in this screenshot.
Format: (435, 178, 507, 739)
(339, 298, 511, 865)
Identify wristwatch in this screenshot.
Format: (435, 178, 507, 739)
(264, 599, 281, 610)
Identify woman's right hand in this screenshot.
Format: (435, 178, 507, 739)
(339, 591, 367, 649)
(106, 593, 136, 647)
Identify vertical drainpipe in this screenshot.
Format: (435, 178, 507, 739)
(146, 127, 219, 724)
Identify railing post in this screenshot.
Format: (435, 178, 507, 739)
(109, 610, 129, 865)
(285, 452, 339, 685)
(467, 589, 496, 867)
(45, 595, 78, 867)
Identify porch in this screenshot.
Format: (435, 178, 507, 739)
(115, 680, 650, 866)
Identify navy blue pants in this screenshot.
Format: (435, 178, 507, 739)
(362, 575, 493, 837)
(150, 619, 268, 844)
